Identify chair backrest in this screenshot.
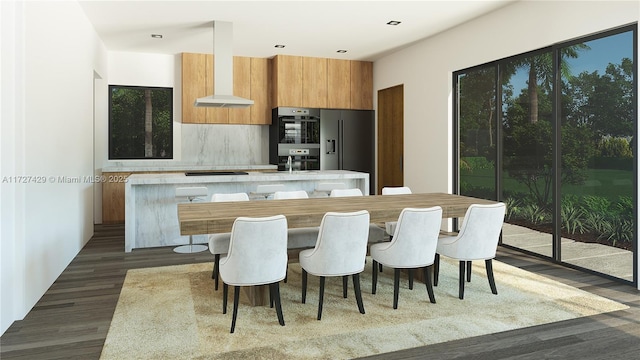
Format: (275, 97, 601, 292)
(386, 207, 442, 267)
(273, 190, 309, 200)
(381, 186, 412, 195)
(220, 215, 288, 285)
(329, 188, 363, 197)
(176, 186, 209, 201)
(454, 203, 506, 260)
(211, 192, 249, 202)
(305, 210, 370, 275)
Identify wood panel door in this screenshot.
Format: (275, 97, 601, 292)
(377, 84, 404, 194)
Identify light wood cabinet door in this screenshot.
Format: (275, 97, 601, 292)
(182, 53, 209, 124)
(350, 60, 374, 110)
(272, 55, 303, 108)
(302, 57, 327, 108)
(102, 172, 131, 223)
(327, 58, 351, 109)
(229, 56, 251, 124)
(250, 57, 271, 124)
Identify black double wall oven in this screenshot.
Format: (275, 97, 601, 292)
(269, 107, 321, 171)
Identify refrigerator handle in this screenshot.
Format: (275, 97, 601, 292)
(339, 120, 344, 169)
(326, 139, 336, 154)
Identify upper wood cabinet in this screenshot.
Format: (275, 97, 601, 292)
(272, 55, 303, 108)
(181, 52, 272, 125)
(250, 57, 272, 124)
(272, 55, 372, 110)
(181, 53, 208, 124)
(350, 61, 374, 110)
(302, 57, 328, 108)
(327, 59, 351, 109)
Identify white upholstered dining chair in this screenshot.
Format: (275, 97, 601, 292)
(370, 207, 442, 308)
(299, 210, 370, 320)
(381, 186, 412, 239)
(434, 202, 506, 299)
(273, 190, 320, 254)
(208, 192, 250, 290)
(329, 188, 385, 244)
(219, 214, 288, 333)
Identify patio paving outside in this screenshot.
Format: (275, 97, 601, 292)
(502, 223, 634, 282)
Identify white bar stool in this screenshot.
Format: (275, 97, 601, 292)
(314, 182, 347, 197)
(174, 186, 209, 253)
(253, 184, 286, 199)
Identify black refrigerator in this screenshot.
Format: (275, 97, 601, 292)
(320, 109, 375, 194)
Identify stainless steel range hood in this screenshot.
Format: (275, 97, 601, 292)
(194, 21, 254, 108)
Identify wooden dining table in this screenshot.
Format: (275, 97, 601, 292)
(178, 192, 497, 236)
(177, 192, 498, 305)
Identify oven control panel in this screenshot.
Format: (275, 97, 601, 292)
(289, 149, 310, 155)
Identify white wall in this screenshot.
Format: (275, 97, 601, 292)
(0, 0, 108, 335)
(373, 0, 639, 288)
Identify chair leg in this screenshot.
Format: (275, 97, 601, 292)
(317, 276, 326, 320)
(393, 268, 400, 309)
(230, 286, 240, 333)
(379, 263, 383, 272)
(222, 283, 228, 314)
(213, 254, 220, 290)
(424, 265, 436, 304)
(342, 275, 348, 298)
(372, 260, 378, 294)
(408, 269, 414, 290)
(486, 259, 498, 295)
(284, 263, 288, 283)
(459, 261, 465, 300)
(270, 282, 285, 326)
(301, 269, 308, 304)
(466, 261, 472, 282)
(433, 254, 440, 286)
(353, 273, 365, 314)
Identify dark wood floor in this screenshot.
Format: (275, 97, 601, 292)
(1, 224, 639, 359)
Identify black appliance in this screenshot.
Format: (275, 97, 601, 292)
(270, 107, 321, 171)
(320, 109, 375, 194)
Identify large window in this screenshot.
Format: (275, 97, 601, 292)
(109, 85, 173, 159)
(454, 25, 637, 284)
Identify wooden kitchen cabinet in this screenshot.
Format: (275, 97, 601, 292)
(250, 57, 272, 124)
(102, 172, 131, 224)
(302, 57, 327, 108)
(272, 55, 303, 108)
(181, 53, 209, 124)
(327, 58, 351, 109)
(228, 56, 251, 124)
(182, 53, 270, 124)
(350, 60, 374, 110)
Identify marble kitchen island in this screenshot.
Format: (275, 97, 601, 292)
(124, 170, 369, 252)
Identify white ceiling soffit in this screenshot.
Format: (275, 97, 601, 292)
(78, 1, 518, 61)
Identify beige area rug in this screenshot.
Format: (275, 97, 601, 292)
(101, 258, 628, 360)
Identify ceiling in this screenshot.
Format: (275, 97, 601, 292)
(78, 0, 517, 61)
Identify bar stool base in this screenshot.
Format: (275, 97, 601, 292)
(173, 244, 208, 253)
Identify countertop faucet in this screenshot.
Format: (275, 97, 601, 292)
(287, 156, 292, 173)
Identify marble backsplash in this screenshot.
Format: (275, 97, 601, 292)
(181, 123, 269, 165)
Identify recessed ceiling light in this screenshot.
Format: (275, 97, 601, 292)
(336, 50, 347, 53)
(387, 21, 401, 26)
(274, 44, 285, 48)
(151, 34, 163, 39)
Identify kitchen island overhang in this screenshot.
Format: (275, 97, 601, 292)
(124, 170, 369, 252)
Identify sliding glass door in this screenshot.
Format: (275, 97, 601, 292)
(454, 25, 637, 284)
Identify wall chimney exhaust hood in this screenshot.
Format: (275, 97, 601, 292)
(194, 21, 254, 108)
